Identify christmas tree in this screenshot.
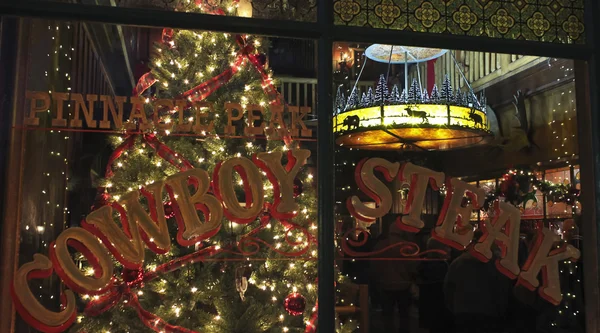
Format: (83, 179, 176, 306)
(399, 88, 408, 103)
(366, 87, 374, 106)
(422, 89, 430, 103)
(479, 91, 487, 109)
(360, 92, 369, 107)
(408, 78, 422, 101)
(346, 88, 360, 110)
(430, 84, 440, 102)
(68, 2, 357, 333)
(440, 74, 453, 101)
(374, 74, 389, 105)
(390, 85, 400, 104)
(454, 88, 464, 105)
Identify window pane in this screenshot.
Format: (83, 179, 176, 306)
(3, 16, 362, 333)
(334, 42, 586, 332)
(30, 0, 317, 22)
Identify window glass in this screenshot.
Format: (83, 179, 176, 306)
(32, 0, 317, 22)
(334, 42, 586, 332)
(4, 16, 358, 333)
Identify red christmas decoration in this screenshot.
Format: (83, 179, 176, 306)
(255, 53, 267, 66)
(284, 293, 306, 316)
(161, 28, 174, 46)
(122, 268, 144, 286)
(293, 177, 303, 198)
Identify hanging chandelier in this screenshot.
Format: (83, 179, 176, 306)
(333, 45, 492, 151)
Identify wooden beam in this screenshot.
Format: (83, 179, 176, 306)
(472, 56, 546, 92)
(575, 59, 600, 333)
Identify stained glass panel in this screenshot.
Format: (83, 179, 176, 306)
(333, 0, 586, 44)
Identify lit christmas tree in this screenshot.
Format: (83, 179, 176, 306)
(407, 78, 422, 101)
(430, 84, 440, 102)
(440, 74, 453, 101)
(67, 2, 357, 333)
(390, 85, 401, 104)
(374, 74, 389, 105)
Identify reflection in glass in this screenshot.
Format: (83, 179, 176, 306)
(334, 43, 585, 333)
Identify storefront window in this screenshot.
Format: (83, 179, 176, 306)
(333, 43, 586, 332)
(3, 15, 357, 333)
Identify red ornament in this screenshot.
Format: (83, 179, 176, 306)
(293, 177, 303, 198)
(284, 293, 306, 316)
(164, 201, 175, 219)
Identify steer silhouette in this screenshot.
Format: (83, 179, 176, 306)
(343, 115, 360, 130)
(405, 107, 428, 123)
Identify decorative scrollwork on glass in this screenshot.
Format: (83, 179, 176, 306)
(338, 228, 448, 259)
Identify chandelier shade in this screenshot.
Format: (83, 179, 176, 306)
(365, 44, 448, 64)
(334, 69, 492, 151)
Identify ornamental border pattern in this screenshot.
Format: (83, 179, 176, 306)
(333, 0, 585, 44)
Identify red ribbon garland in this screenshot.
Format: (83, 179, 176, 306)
(132, 72, 157, 96)
(102, 134, 194, 181)
(304, 302, 318, 333)
(143, 133, 195, 171)
(180, 55, 246, 102)
(104, 135, 136, 178)
(232, 35, 292, 145)
(84, 246, 220, 333)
